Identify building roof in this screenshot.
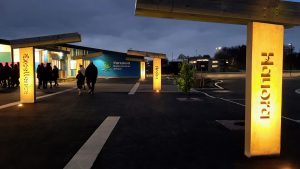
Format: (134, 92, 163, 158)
(0, 39, 10, 45)
(59, 44, 126, 55)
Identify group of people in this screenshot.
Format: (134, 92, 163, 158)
(37, 63, 59, 89)
(1, 61, 98, 95)
(76, 62, 98, 95)
(0, 62, 19, 88)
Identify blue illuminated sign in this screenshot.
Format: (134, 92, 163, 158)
(89, 53, 140, 78)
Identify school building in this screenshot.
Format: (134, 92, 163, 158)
(0, 38, 149, 79)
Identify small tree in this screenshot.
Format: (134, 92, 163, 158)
(176, 61, 195, 93)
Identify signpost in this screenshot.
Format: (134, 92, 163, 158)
(153, 57, 161, 92)
(127, 50, 166, 91)
(134, 0, 300, 157)
(19, 47, 36, 103)
(245, 22, 283, 157)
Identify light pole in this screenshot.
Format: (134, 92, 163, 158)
(288, 43, 293, 77)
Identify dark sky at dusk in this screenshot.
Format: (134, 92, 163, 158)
(0, 0, 299, 59)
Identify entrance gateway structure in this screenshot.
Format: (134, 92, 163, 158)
(134, 0, 300, 157)
(10, 33, 81, 103)
(127, 50, 166, 92)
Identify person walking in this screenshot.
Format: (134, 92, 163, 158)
(85, 62, 98, 94)
(45, 63, 53, 89)
(37, 63, 44, 89)
(52, 65, 59, 87)
(3, 62, 11, 88)
(11, 64, 19, 87)
(76, 70, 85, 95)
(79, 64, 86, 90)
(0, 63, 4, 87)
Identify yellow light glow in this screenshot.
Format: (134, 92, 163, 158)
(76, 59, 83, 73)
(20, 47, 36, 103)
(84, 60, 90, 68)
(140, 61, 146, 81)
(153, 58, 161, 91)
(245, 22, 283, 157)
(18, 104, 23, 107)
(0, 44, 11, 52)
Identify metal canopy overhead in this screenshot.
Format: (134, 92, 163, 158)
(135, 0, 300, 26)
(10, 33, 81, 48)
(127, 49, 166, 59)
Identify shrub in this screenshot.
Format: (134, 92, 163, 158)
(176, 61, 195, 93)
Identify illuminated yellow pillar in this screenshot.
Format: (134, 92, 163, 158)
(19, 47, 36, 103)
(245, 22, 283, 157)
(140, 61, 146, 81)
(153, 57, 161, 92)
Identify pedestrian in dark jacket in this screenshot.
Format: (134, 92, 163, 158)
(37, 63, 44, 89)
(3, 62, 11, 88)
(52, 65, 59, 87)
(11, 64, 19, 87)
(0, 63, 3, 87)
(45, 63, 53, 89)
(85, 62, 98, 94)
(76, 70, 85, 95)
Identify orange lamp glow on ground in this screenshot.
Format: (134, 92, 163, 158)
(19, 47, 36, 103)
(140, 61, 146, 81)
(245, 22, 283, 157)
(153, 57, 161, 92)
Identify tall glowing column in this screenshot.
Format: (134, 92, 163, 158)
(245, 22, 283, 157)
(140, 61, 146, 81)
(19, 47, 36, 103)
(153, 57, 161, 92)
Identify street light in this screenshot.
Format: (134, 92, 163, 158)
(216, 47, 222, 51)
(288, 43, 293, 77)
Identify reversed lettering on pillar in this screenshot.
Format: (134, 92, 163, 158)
(155, 65, 159, 80)
(22, 54, 30, 95)
(20, 47, 36, 103)
(260, 52, 274, 119)
(153, 58, 161, 91)
(245, 22, 283, 157)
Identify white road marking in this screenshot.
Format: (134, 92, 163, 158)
(190, 88, 216, 98)
(37, 88, 76, 99)
(218, 97, 246, 107)
(0, 101, 20, 110)
(295, 89, 300, 94)
(282, 116, 300, 124)
(64, 116, 120, 169)
(200, 90, 300, 124)
(214, 80, 224, 89)
(128, 82, 140, 95)
(0, 88, 76, 110)
(212, 90, 231, 93)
